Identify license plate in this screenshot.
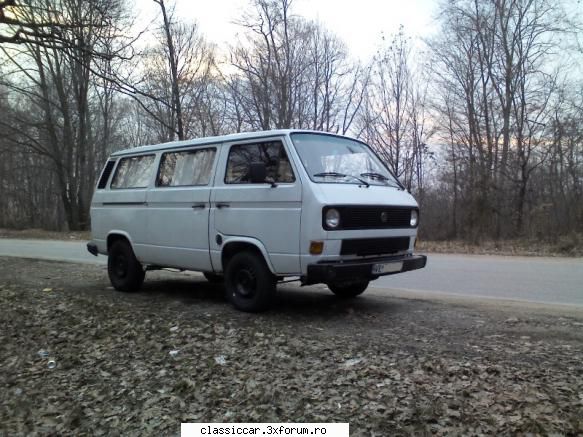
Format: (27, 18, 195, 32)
(372, 262, 403, 275)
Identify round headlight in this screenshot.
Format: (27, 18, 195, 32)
(410, 210, 419, 227)
(325, 208, 341, 229)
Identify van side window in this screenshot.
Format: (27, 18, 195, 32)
(225, 141, 295, 184)
(157, 148, 216, 187)
(97, 160, 116, 189)
(111, 155, 155, 189)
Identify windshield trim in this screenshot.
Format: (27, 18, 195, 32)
(289, 132, 404, 189)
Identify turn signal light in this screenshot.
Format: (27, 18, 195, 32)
(309, 241, 324, 255)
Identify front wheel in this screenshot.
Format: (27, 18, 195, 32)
(107, 240, 145, 292)
(328, 280, 369, 298)
(225, 251, 276, 312)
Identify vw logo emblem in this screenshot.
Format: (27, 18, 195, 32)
(380, 211, 388, 223)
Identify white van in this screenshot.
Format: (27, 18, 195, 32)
(88, 130, 426, 312)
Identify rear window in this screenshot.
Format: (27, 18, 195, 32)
(156, 148, 216, 187)
(97, 160, 116, 189)
(111, 155, 156, 189)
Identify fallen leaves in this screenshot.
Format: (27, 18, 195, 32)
(0, 258, 582, 436)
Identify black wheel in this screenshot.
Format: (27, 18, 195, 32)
(203, 272, 224, 283)
(225, 251, 276, 312)
(328, 280, 369, 298)
(107, 240, 145, 292)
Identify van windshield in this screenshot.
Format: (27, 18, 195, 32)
(290, 133, 402, 188)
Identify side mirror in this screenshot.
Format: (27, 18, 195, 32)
(249, 162, 267, 183)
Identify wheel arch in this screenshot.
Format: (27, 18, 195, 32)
(106, 231, 134, 253)
(220, 237, 276, 275)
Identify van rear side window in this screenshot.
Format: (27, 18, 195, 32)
(111, 155, 155, 189)
(97, 160, 116, 189)
(157, 148, 216, 187)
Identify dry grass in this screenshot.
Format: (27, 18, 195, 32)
(0, 228, 90, 241)
(417, 234, 583, 257)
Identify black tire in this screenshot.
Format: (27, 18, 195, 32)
(224, 251, 276, 312)
(328, 280, 369, 298)
(203, 272, 224, 283)
(107, 240, 145, 292)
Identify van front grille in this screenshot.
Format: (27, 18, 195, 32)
(325, 206, 415, 230)
(340, 237, 410, 256)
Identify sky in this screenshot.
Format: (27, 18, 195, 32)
(136, 0, 439, 61)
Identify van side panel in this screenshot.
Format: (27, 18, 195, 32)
(142, 185, 213, 271)
(210, 190, 302, 273)
(91, 189, 150, 259)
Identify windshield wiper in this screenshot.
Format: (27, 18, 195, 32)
(360, 172, 403, 189)
(360, 172, 389, 180)
(313, 172, 370, 187)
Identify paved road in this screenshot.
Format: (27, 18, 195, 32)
(0, 238, 106, 265)
(372, 253, 583, 307)
(1, 238, 582, 306)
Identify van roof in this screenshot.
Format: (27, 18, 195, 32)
(110, 129, 346, 157)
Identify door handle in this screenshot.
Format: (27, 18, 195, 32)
(192, 203, 206, 209)
(216, 203, 230, 209)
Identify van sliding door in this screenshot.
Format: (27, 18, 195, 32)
(144, 147, 218, 270)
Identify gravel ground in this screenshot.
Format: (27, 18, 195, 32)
(1, 257, 582, 436)
(0, 229, 90, 241)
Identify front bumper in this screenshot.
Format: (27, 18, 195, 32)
(304, 254, 427, 285)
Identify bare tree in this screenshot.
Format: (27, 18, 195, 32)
(153, 0, 183, 140)
(0, 0, 130, 59)
(359, 28, 432, 193)
(0, 0, 130, 230)
(228, 0, 361, 133)
(124, 2, 215, 143)
(426, 0, 578, 241)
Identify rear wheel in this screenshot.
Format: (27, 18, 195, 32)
(328, 280, 369, 298)
(107, 240, 145, 292)
(225, 251, 276, 312)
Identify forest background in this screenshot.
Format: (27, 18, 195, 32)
(0, 0, 582, 249)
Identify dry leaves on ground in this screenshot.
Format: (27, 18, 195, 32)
(0, 258, 582, 435)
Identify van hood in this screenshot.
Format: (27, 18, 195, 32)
(314, 183, 418, 207)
